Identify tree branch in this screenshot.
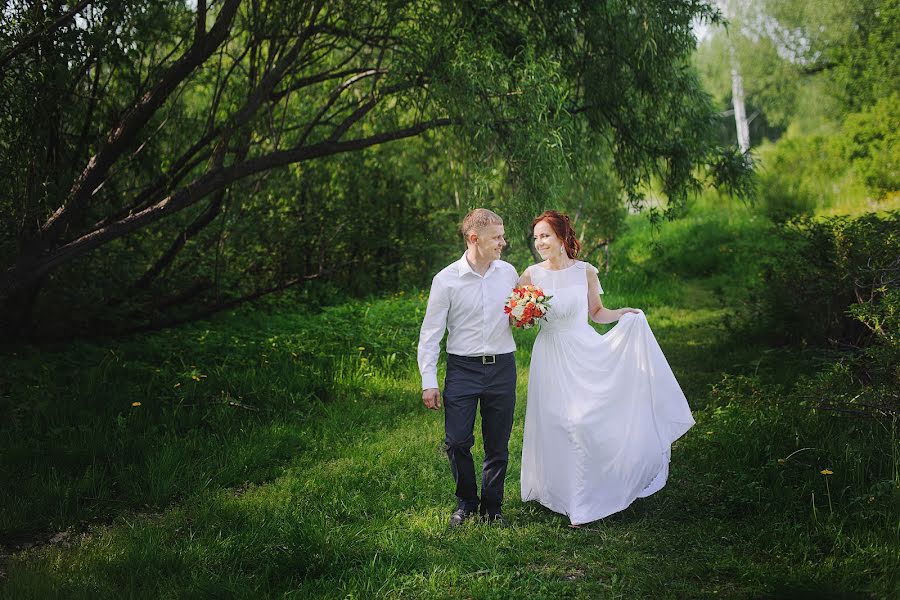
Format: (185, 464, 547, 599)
(132, 192, 226, 292)
(299, 69, 386, 145)
(36, 0, 241, 250)
(0, 0, 93, 72)
(196, 0, 207, 40)
(123, 262, 352, 335)
(1, 117, 454, 297)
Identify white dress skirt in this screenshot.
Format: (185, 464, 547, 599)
(520, 261, 695, 525)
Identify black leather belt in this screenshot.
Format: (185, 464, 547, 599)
(450, 353, 512, 364)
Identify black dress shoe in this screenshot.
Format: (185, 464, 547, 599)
(483, 513, 510, 527)
(448, 508, 475, 529)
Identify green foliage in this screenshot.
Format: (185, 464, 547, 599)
(695, 0, 899, 206)
(736, 212, 900, 349)
(851, 289, 900, 349)
(0, 0, 749, 338)
(2, 207, 898, 597)
(819, 0, 900, 113)
(736, 99, 896, 217)
(758, 178, 818, 223)
(683, 372, 899, 532)
(705, 0, 900, 122)
(622, 205, 773, 289)
(694, 28, 800, 130)
(753, 130, 888, 219)
(756, 136, 832, 221)
(838, 93, 900, 197)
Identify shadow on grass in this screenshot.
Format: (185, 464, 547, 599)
(0, 297, 425, 547)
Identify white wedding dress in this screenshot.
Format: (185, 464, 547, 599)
(520, 261, 695, 524)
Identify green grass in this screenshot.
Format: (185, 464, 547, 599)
(1, 213, 898, 598)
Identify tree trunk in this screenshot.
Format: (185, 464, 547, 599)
(526, 230, 541, 262)
(729, 45, 750, 153)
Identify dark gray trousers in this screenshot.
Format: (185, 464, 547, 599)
(443, 352, 516, 516)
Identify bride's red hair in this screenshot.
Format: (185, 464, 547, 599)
(532, 210, 581, 259)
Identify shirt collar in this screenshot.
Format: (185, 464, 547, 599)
(457, 252, 497, 278)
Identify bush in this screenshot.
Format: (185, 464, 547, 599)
(636, 209, 774, 291)
(759, 177, 817, 223)
(839, 93, 900, 198)
(753, 130, 880, 218)
(683, 373, 899, 526)
(755, 134, 845, 220)
(738, 212, 900, 349)
(730, 212, 900, 418)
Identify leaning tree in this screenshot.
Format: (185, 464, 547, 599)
(0, 0, 748, 339)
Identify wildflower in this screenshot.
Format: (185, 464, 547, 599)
(357, 347, 366, 351)
(820, 469, 833, 475)
(131, 401, 141, 407)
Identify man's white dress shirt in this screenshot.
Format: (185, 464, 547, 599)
(417, 253, 519, 390)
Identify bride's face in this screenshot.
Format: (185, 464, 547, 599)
(533, 220, 561, 258)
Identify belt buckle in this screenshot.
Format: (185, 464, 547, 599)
(482, 355, 496, 365)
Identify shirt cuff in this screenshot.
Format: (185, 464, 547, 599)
(422, 373, 439, 391)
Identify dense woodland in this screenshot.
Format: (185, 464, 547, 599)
(1, 0, 752, 340)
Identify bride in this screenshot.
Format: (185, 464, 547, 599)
(519, 210, 695, 526)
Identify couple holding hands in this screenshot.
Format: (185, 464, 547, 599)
(417, 209, 695, 528)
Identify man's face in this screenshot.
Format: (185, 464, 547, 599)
(474, 224, 507, 259)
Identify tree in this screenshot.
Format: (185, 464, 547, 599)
(0, 0, 745, 339)
(695, 0, 898, 207)
(697, 0, 899, 132)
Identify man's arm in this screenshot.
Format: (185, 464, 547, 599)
(418, 274, 450, 410)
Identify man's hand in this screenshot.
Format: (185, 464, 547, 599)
(422, 388, 442, 410)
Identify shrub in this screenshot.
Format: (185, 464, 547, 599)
(755, 134, 845, 220)
(738, 212, 900, 349)
(758, 177, 817, 223)
(684, 372, 899, 524)
(636, 210, 777, 306)
(839, 93, 900, 198)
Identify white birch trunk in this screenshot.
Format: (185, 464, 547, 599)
(730, 43, 751, 153)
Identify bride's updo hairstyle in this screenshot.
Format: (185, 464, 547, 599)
(532, 210, 581, 259)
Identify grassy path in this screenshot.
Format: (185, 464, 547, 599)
(2, 273, 897, 597)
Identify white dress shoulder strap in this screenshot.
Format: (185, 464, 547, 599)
(579, 261, 603, 293)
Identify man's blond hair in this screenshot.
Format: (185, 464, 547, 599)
(460, 208, 503, 243)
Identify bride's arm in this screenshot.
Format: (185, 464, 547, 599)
(586, 266, 639, 324)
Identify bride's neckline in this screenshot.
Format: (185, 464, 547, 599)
(534, 260, 580, 272)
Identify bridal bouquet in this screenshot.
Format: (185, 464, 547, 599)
(504, 285, 552, 329)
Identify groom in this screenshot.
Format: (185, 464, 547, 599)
(418, 208, 519, 528)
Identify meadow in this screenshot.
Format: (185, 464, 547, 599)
(1, 206, 898, 598)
